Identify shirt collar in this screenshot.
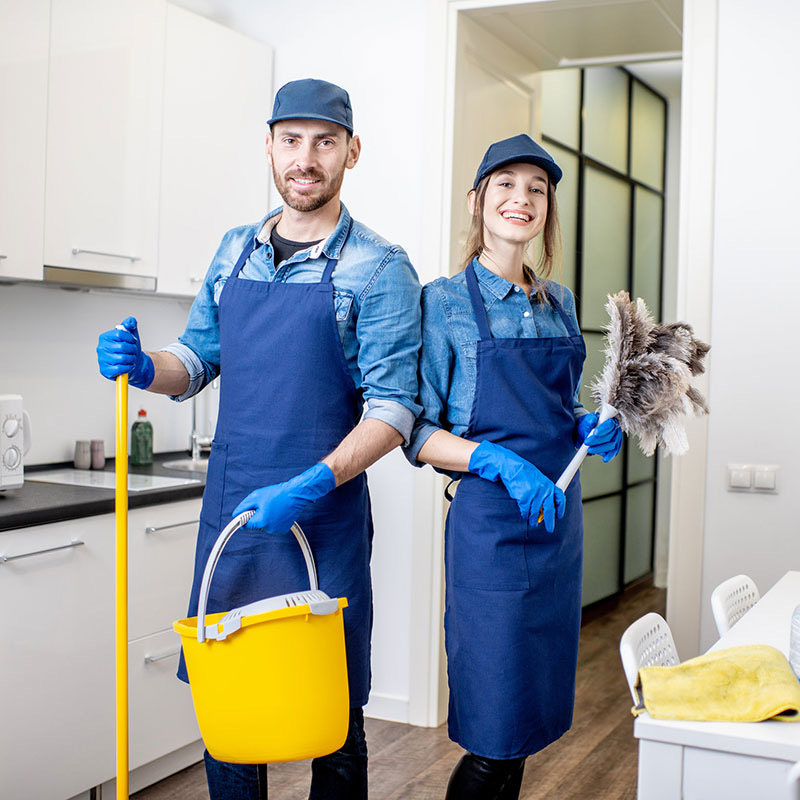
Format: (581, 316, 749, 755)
(470, 257, 517, 300)
(256, 203, 351, 261)
(471, 257, 546, 301)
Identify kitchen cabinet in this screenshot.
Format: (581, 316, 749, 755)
(43, 0, 165, 284)
(0, 0, 49, 281)
(157, 4, 272, 297)
(0, 497, 203, 799)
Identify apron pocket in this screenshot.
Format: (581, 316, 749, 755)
(449, 493, 530, 591)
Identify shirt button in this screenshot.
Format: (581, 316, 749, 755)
(523, 311, 531, 318)
(514, 286, 520, 292)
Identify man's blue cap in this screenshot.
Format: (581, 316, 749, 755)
(268, 78, 354, 135)
(473, 134, 562, 189)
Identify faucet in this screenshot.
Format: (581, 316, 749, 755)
(190, 392, 214, 461)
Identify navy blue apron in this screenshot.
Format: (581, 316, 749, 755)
(444, 262, 586, 759)
(179, 223, 374, 709)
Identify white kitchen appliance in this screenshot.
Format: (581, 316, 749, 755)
(0, 395, 31, 491)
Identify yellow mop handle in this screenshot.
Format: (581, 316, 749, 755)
(116, 374, 129, 800)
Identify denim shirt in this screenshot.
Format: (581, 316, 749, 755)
(162, 203, 422, 443)
(405, 258, 586, 468)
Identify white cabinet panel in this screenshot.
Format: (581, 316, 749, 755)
(158, 3, 272, 296)
(0, 515, 116, 798)
(129, 628, 200, 770)
(128, 499, 201, 640)
(0, 0, 49, 281)
(43, 0, 165, 279)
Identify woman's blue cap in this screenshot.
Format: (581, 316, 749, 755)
(268, 78, 354, 135)
(473, 134, 562, 189)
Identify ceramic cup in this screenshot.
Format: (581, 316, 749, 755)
(90, 440, 105, 470)
(73, 440, 91, 470)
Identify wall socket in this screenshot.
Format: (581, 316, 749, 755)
(727, 464, 779, 492)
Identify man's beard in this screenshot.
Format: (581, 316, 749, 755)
(272, 163, 346, 212)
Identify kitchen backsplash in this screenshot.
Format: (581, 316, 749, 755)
(0, 281, 218, 465)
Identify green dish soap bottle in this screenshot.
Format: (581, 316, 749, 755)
(130, 408, 153, 466)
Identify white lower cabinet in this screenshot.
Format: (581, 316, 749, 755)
(0, 496, 204, 799)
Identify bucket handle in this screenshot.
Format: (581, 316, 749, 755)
(196, 511, 319, 643)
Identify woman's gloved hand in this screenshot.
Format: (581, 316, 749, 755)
(96, 316, 155, 390)
(233, 462, 337, 533)
(576, 413, 623, 463)
(468, 440, 565, 532)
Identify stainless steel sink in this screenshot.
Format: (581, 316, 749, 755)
(162, 458, 209, 473)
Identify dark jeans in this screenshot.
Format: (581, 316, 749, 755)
(204, 707, 368, 800)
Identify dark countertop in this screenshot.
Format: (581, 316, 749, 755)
(0, 453, 207, 533)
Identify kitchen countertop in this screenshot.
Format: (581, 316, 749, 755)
(0, 453, 207, 533)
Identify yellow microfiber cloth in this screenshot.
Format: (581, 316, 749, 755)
(633, 644, 800, 722)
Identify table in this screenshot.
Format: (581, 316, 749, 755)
(634, 571, 800, 799)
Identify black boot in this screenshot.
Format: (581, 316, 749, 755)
(444, 752, 526, 800)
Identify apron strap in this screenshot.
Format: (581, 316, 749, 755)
(546, 289, 581, 337)
(319, 216, 353, 284)
(465, 261, 493, 341)
(231, 237, 258, 279)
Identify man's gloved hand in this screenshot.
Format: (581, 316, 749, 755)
(96, 316, 155, 390)
(468, 440, 565, 533)
(232, 462, 337, 533)
(576, 413, 623, 463)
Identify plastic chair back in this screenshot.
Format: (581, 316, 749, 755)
(710, 574, 760, 637)
(619, 612, 679, 705)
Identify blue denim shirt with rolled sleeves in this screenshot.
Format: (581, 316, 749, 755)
(162, 204, 422, 443)
(405, 258, 587, 468)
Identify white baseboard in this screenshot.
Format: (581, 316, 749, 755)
(364, 691, 410, 723)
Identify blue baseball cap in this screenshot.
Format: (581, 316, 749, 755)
(473, 134, 562, 189)
(268, 78, 354, 135)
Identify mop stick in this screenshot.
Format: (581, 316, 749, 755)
(116, 373, 129, 800)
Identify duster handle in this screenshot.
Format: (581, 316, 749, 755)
(555, 404, 618, 492)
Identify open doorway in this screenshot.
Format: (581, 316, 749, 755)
(445, 0, 683, 611)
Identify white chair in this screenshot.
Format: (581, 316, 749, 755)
(710, 574, 760, 637)
(619, 612, 680, 705)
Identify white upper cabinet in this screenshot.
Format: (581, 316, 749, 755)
(0, 1, 49, 281)
(157, 4, 272, 297)
(43, 0, 165, 283)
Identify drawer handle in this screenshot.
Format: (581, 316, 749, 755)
(145, 520, 199, 535)
(72, 247, 141, 262)
(0, 538, 85, 564)
(0, 254, 7, 260)
(144, 649, 181, 664)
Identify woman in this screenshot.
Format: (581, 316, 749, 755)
(406, 134, 622, 799)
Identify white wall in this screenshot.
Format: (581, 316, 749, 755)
(0, 283, 193, 464)
(696, 0, 800, 651)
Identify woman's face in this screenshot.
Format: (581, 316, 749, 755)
(471, 162, 549, 248)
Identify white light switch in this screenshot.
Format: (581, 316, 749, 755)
(753, 465, 778, 492)
(727, 464, 752, 490)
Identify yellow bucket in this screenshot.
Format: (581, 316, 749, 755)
(173, 511, 349, 763)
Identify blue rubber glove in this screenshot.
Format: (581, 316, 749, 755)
(96, 316, 155, 390)
(577, 413, 623, 463)
(232, 462, 337, 533)
(468, 441, 565, 533)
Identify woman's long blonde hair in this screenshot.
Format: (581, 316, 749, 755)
(463, 170, 562, 303)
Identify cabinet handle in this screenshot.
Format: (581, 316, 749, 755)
(0, 538, 85, 564)
(144, 648, 181, 664)
(145, 520, 199, 535)
(0, 254, 7, 260)
(71, 247, 141, 262)
(189, 276, 204, 283)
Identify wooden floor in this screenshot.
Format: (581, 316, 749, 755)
(134, 584, 665, 800)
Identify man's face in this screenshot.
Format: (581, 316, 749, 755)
(267, 119, 360, 212)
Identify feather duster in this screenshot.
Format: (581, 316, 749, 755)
(554, 291, 709, 493)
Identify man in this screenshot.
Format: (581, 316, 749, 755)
(96, 78, 421, 799)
